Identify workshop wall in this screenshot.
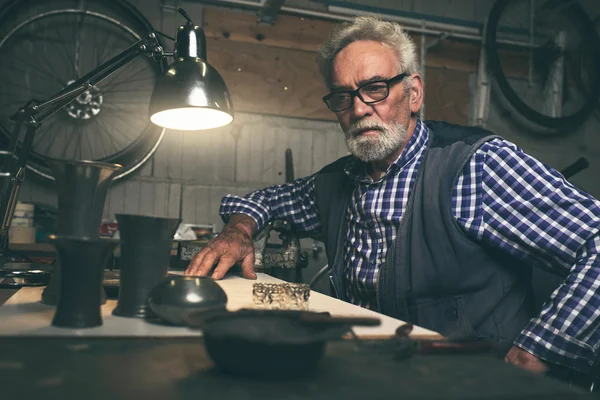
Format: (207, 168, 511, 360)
(13, 0, 600, 232)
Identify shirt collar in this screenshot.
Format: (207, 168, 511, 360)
(344, 118, 429, 183)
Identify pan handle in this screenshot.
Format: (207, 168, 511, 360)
(560, 157, 589, 180)
(298, 312, 381, 327)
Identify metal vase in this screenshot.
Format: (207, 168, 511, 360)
(50, 236, 119, 328)
(41, 259, 108, 306)
(42, 159, 122, 305)
(49, 159, 122, 240)
(112, 214, 181, 318)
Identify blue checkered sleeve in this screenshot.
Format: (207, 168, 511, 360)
(454, 138, 600, 372)
(219, 174, 322, 237)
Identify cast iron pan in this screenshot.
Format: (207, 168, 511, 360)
(185, 309, 381, 378)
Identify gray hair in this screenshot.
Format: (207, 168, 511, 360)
(317, 16, 420, 89)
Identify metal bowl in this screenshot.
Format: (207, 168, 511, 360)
(185, 309, 361, 378)
(147, 275, 228, 325)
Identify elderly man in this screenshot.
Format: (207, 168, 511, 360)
(185, 17, 600, 377)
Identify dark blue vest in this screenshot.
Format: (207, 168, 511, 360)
(314, 121, 534, 355)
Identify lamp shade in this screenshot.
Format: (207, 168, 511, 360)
(149, 20, 234, 131)
(149, 58, 233, 130)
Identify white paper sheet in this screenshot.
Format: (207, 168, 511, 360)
(0, 272, 442, 339)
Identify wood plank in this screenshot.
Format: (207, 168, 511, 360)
(167, 183, 181, 218)
(152, 182, 169, 218)
(206, 38, 333, 121)
(105, 181, 126, 219)
(167, 131, 184, 180)
(213, 124, 237, 184)
(261, 123, 280, 185)
(423, 67, 470, 125)
(122, 181, 141, 215)
(202, 7, 534, 124)
(195, 125, 236, 185)
(181, 185, 196, 223)
(203, 8, 335, 54)
(235, 119, 269, 184)
(151, 134, 171, 179)
(181, 130, 200, 182)
(138, 156, 153, 177)
(207, 36, 471, 125)
(202, 7, 479, 73)
(203, 7, 531, 80)
(287, 128, 314, 180)
(195, 186, 213, 225)
(138, 181, 156, 217)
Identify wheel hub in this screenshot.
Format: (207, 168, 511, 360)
(63, 80, 103, 120)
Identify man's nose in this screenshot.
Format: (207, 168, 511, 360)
(350, 94, 373, 118)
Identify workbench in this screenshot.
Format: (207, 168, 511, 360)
(0, 273, 592, 399)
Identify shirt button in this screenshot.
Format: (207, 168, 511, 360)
(367, 221, 375, 229)
(370, 260, 377, 266)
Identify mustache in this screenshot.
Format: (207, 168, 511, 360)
(347, 121, 387, 138)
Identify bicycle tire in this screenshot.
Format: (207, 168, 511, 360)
(0, 0, 167, 181)
(570, 17, 600, 121)
(485, 0, 600, 131)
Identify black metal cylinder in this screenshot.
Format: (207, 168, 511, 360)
(41, 259, 108, 306)
(49, 159, 122, 240)
(51, 236, 118, 328)
(112, 214, 181, 318)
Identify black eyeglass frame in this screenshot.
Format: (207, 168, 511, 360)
(322, 72, 409, 112)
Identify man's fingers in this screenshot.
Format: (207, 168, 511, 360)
(185, 247, 210, 275)
(504, 346, 548, 374)
(211, 256, 237, 280)
(240, 252, 257, 279)
(197, 251, 219, 276)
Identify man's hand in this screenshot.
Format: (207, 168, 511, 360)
(185, 214, 258, 280)
(505, 346, 549, 374)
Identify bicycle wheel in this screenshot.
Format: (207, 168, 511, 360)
(0, 0, 167, 180)
(570, 16, 600, 121)
(485, 0, 600, 132)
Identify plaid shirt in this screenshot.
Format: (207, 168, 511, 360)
(220, 119, 600, 372)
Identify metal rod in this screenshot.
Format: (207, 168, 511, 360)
(543, 30, 566, 118)
(30, 85, 92, 118)
(473, 21, 491, 128)
(33, 34, 161, 123)
(199, 0, 543, 49)
(528, 0, 535, 87)
(328, 5, 480, 36)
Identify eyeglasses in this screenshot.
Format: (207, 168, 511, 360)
(322, 73, 409, 112)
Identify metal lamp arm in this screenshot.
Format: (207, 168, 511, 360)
(17, 32, 164, 125)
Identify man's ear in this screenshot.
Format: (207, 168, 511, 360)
(408, 74, 424, 114)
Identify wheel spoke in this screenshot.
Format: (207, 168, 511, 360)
(0, 6, 163, 176)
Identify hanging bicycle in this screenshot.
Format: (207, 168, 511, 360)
(485, 0, 600, 133)
(0, 0, 167, 180)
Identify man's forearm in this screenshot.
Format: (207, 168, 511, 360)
(219, 175, 321, 236)
(223, 213, 258, 238)
(515, 237, 600, 372)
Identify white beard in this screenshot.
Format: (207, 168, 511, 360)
(345, 118, 409, 162)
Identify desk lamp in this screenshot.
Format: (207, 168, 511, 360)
(0, 8, 233, 258)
